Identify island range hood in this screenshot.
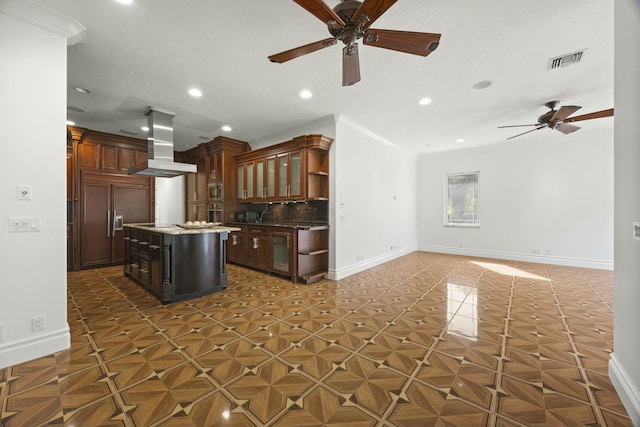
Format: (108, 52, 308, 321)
(128, 107, 197, 178)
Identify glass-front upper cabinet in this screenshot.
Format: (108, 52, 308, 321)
(256, 160, 264, 200)
(278, 154, 288, 198)
(277, 151, 302, 199)
(237, 164, 245, 200)
(246, 162, 254, 200)
(266, 157, 276, 199)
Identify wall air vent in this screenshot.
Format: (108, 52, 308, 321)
(119, 129, 138, 136)
(547, 49, 586, 70)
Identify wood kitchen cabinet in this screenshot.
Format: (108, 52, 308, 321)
(186, 156, 208, 221)
(182, 137, 251, 223)
(68, 126, 155, 271)
(77, 135, 148, 173)
(276, 151, 302, 200)
(233, 134, 332, 204)
(80, 172, 152, 268)
(226, 224, 328, 284)
(245, 226, 270, 270)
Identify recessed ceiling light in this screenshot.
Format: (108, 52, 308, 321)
(456, 138, 465, 143)
(401, 129, 407, 132)
(141, 126, 149, 132)
(115, 0, 132, 4)
(472, 80, 492, 90)
(222, 125, 232, 132)
(300, 90, 312, 99)
(66, 120, 75, 126)
(188, 88, 202, 97)
(419, 97, 432, 106)
(74, 86, 91, 94)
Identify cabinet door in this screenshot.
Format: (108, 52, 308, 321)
(246, 162, 254, 200)
(101, 145, 118, 172)
(276, 152, 302, 199)
(271, 232, 291, 274)
(237, 164, 245, 200)
(256, 160, 265, 200)
(227, 233, 245, 263)
(78, 143, 99, 169)
(81, 182, 112, 267)
(112, 185, 151, 263)
(266, 157, 276, 199)
(119, 147, 136, 172)
(256, 235, 270, 270)
(196, 157, 208, 202)
(277, 154, 288, 199)
(186, 173, 197, 204)
(289, 151, 302, 198)
(208, 152, 222, 182)
(149, 232, 163, 297)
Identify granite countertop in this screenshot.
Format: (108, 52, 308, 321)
(225, 221, 329, 230)
(125, 223, 241, 235)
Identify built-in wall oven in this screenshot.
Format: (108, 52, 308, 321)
(208, 182, 222, 201)
(208, 202, 223, 223)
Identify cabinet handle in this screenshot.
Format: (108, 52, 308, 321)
(107, 211, 111, 237)
(232, 235, 238, 245)
(287, 235, 290, 249)
(253, 237, 259, 249)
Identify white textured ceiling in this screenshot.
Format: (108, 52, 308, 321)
(41, 0, 613, 153)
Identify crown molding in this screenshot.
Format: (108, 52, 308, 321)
(0, 0, 85, 45)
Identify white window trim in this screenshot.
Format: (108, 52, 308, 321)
(444, 171, 480, 227)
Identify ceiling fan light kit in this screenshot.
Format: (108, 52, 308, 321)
(498, 100, 614, 140)
(268, 0, 441, 86)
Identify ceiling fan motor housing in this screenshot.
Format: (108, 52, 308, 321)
(329, 0, 366, 43)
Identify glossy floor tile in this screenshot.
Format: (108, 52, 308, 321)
(0, 252, 632, 426)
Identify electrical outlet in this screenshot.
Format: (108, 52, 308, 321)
(32, 315, 45, 332)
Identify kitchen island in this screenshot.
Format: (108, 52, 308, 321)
(123, 223, 240, 304)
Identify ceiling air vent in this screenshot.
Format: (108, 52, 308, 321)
(119, 129, 138, 136)
(548, 49, 586, 70)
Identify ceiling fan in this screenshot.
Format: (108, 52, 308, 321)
(267, 0, 441, 86)
(498, 101, 614, 140)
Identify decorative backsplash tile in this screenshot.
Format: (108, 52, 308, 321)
(247, 200, 327, 224)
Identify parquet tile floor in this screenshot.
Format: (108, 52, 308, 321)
(0, 252, 632, 426)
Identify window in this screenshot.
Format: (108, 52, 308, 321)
(445, 172, 479, 226)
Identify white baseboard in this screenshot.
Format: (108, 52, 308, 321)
(0, 326, 70, 369)
(417, 245, 614, 270)
(609, 353, 640, 426)
(327, 245, 416, 281)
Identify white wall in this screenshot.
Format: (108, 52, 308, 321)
(155, 176, 186, 224)
(417, 130, 614, 269)
(610, 1, 640, 424)
(0, 13, 71, 367)
(329, 115, 419, 279)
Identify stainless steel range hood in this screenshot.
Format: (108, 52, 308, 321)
(128, 107, 197, 178)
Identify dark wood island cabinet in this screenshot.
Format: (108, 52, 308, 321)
(124, 223, 240, 303)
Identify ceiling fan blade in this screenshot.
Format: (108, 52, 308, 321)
(363, 29, 441, 56)
(507, 125, 546, 140)
(342, 44, 361, 86)
(497, 124, 540, 128)
(550, 105, 581, 122)
(555, 123, 581, 135)
(564, 108, 614, 123)
(268, 38, 337, 63)
(352, 0, 397, 29)
(293, 0, 345, 29)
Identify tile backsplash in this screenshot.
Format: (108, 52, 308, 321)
(247, 200, 327, 224)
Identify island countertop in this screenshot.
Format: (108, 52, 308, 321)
(125, 223, 241, 235)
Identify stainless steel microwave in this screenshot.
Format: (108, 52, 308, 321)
(208, 182, 222, 201)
